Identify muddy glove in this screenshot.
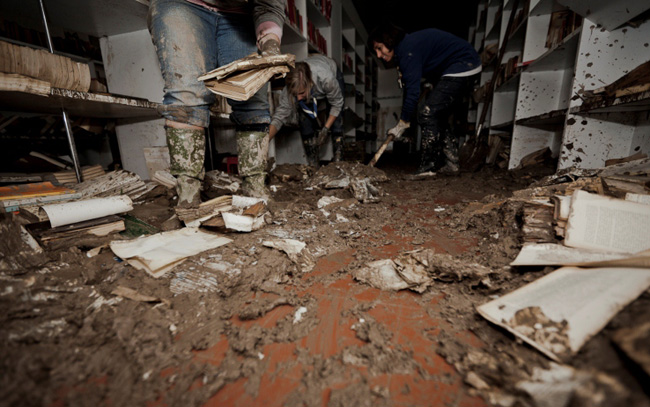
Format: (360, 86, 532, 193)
(387, 120, 410, 140)
(259, 34, 281, 56)
(316, 126, 331, 146)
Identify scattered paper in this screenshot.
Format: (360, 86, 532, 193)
(477, 266, 650, 362)
(109, 228, 232, 278)
(222, 212, 265, 232)
(353, 257, 431, 293)
(263, 238, 315, 272)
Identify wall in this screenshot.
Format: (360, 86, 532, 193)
(101, 29, 166, 180)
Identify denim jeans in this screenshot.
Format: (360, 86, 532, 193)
(298, 69, 345, 135)
(148, 0, 270, 128)
(417, 75, 474, 170)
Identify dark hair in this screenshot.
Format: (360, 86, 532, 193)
(367, 21, 406, 52)
(285, 62, 313, 98)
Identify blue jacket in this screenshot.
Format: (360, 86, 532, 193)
(395, 28, 481, 122)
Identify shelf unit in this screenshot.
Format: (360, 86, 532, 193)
(0, 0, 163, 180)
(469, 0, 650, 170)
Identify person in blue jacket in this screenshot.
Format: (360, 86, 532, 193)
(368, 22, 481, 174)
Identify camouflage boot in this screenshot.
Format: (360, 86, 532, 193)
(236, 129, 270, 200)
(332, 133, 343, 162)
(166, 126, 205, 208)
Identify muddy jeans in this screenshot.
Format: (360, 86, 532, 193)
(417, 75, 474, 171)
(148, 0, 270, 128)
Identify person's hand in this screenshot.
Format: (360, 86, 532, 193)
(259, 34, 281, 56)
(316, 126, 331, 146)
(387, 120, 410, 139)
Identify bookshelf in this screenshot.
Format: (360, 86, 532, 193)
(469, 0, 650, 170)
(0, 0, 378, 177)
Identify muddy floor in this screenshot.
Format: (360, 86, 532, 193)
(1, 158, 649, 407)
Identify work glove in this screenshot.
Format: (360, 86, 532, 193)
(259, 35, 281, 56)
(387, 120, 410, 140)
(316, 126, 331, 146)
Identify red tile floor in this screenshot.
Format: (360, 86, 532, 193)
(50, 188, 490, 406)
(191, 194, 488, 407)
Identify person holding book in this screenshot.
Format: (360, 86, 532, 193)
(269, 54, 345, 167)
(148, 0, 284, 207)
(368, 22, 481, 175)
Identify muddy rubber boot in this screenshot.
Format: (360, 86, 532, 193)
(332, 133, 343, 162)
(440, 131, 460, 174)
(416, 130, 443, 175)
(236, 129, 270, 200)
(166, 127, 205, 208)
(302, 134, 320, 168)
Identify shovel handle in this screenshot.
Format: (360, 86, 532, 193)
(368, 134, 395, 167)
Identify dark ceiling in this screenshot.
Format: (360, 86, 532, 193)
(351, 0, 479, 40)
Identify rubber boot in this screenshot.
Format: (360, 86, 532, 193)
(236, 129, 270, 200)
(332, 133, 343, 162)
(416, 130, 444, 174)
(301, 134, 320, 168)
(166, 126, 205, 208)
(440, 131, 460, 174)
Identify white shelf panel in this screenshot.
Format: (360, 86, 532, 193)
(524, 29, 580, 72)
(305, 0, 330, 28)
(0, 0, 149, 38)
(556, 0, 650, 31)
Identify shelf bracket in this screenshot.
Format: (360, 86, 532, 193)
(39, 0, 83, 184)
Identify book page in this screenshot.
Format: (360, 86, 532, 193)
(564, 190, 650, 253)
(511, 243, 632, 266)
(477, 267, 650, 362)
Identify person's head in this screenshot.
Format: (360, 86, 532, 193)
(285, 62, 313, 101)
(368, 22, 406, 63)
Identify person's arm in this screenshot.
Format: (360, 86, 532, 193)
(323, 114, 337, 130)
(252, 0, 284, 54)
(320, 74, 344, 122)
(269, 89, 293, 138)
(398, 54, 423, 123)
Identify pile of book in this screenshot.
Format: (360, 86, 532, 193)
(545, 9, 582, 49)
(199, 53, 295, 102)
(311, 0, 332, 21)
(307, 21, 327, 54)
(286, 0, 303, 33)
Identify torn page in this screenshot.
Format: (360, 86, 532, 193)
(477, 266, 650, 362)
(510, 243, 650, 267)
(109, 228, 232, 278)
(564, 190, 650, 253)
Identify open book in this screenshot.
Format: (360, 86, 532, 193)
(199, 53, 295, 101)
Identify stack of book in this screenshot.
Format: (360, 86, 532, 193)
(286, 0, 303, 33)
(199, 53, 295, 102)
(545, 10, 582, 49)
